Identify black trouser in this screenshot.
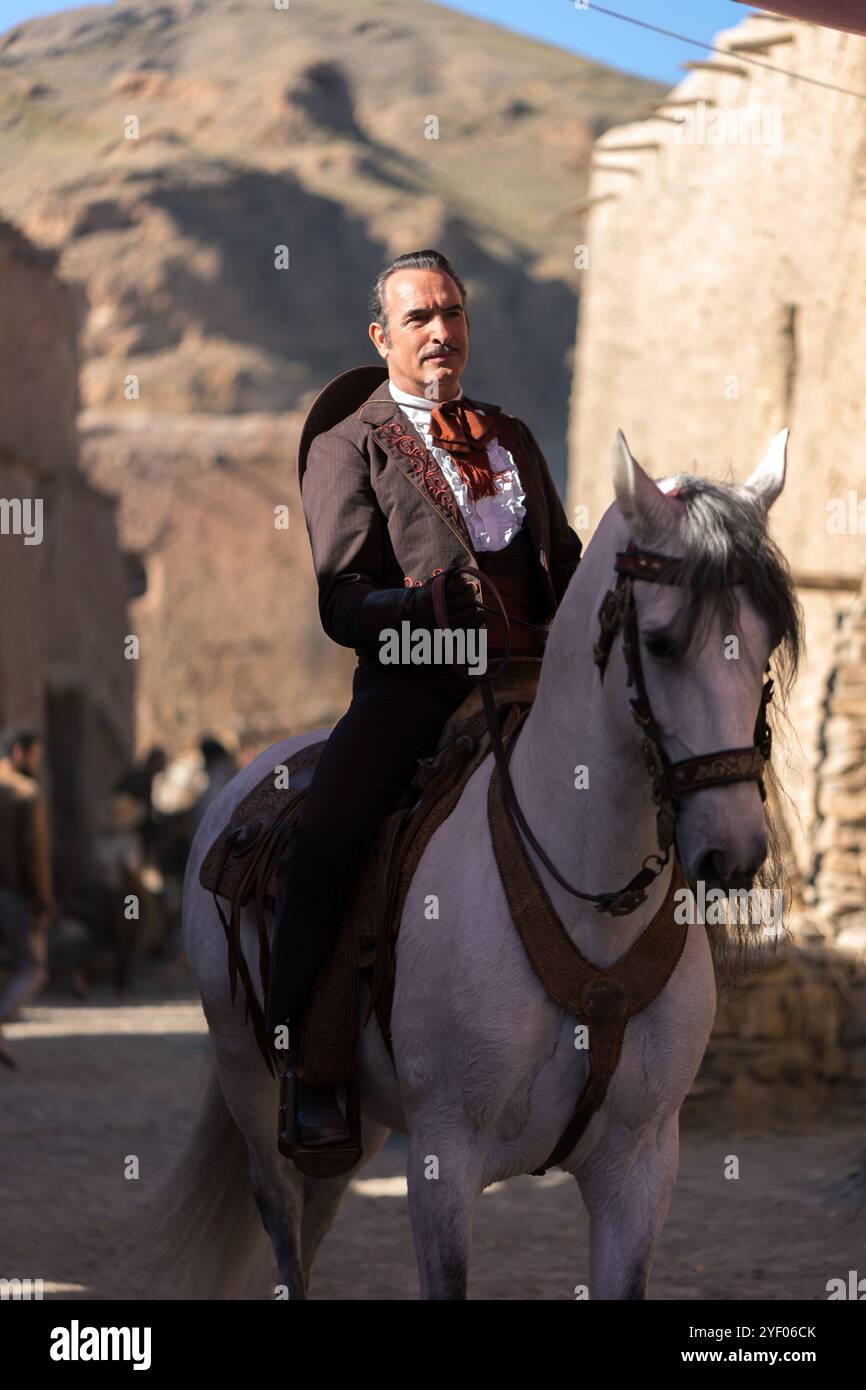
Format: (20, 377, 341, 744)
(264, 657, 475, 1039)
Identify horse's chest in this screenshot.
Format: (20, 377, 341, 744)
(489, 1017, 590, 1146)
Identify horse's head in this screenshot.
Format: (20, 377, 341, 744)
(605, 428, 802, 895)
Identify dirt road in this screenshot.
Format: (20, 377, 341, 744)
(1, 994, 864, 1300)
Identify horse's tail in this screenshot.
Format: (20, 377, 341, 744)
(134, 1057, 266, 1300)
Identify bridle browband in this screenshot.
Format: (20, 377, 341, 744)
(433, 540, 774, 918)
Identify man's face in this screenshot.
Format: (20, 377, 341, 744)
(369, 269, 469, 401)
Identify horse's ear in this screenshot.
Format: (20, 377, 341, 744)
(612, 430, 676, 537)
(741, 429, 788, 513)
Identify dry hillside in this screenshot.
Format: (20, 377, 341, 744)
(0, 0, 663, 476)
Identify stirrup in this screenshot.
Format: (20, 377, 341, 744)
(276, 1064, 364, 1178)
(277, 1062, 298, 1152)
(277, 1065, 352, 1151)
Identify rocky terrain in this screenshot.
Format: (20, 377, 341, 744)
(0, 0, 664, 476)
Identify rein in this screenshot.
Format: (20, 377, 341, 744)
(432, 542, 774, 917)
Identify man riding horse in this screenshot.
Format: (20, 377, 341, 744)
(265, 248, 582, 1146)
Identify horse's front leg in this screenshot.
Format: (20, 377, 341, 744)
(576, 1109, 680, 1300)
(405, 1125, 483, 1300)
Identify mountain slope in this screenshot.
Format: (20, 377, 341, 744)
(0, 0, 664, 474)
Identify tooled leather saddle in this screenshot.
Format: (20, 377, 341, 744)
(198, 658, 542, 1178)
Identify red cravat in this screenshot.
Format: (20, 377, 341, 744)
(428, 399, 510, 501)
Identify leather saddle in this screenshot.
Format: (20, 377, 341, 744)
(199, 657, 541, 1178)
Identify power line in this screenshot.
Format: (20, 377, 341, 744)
(583, 3, 866, 101)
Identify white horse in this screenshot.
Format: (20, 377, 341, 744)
(162, 431, 800, 1299)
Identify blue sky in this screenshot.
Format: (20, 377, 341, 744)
(435, 1, 760, 82)
(0, 0, 759, 83)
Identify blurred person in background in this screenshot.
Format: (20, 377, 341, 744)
(0, 726, 53, 1068)
(114, 745, 167, 863)
(193, 735, 238, 830)
(90, 783, 149, 996)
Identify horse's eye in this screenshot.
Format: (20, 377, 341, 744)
(644, 632, 677, 661)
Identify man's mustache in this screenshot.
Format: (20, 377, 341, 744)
(422, 346, 460, 360)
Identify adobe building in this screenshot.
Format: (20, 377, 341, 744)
(567, 9, 866, 940)
(566, 9, 866, 1109)
(0, 215, 133, 903)
(78, 404, 353, 760)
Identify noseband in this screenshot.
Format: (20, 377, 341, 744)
(447, 540, 775, 918)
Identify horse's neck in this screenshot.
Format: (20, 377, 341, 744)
(507, 535, 672, 964)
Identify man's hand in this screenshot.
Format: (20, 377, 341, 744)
(341, 562, 484, 648)
(442, 561, 484, 630)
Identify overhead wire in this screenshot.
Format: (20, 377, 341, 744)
(582, 3, 866, 100)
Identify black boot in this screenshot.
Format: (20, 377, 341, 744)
(278, 1060, 351, 1148)
(295, 1073, 351, 1146)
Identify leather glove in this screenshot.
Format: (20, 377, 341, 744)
(346, 565, 484, 648)
(442, 560, 484, 629)
(346, 583, 438, 649)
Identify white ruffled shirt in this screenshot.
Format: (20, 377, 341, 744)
(388, 380, 526, 553)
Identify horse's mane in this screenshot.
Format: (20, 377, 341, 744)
(655, 474, 802, 695)
(641, 474, 805, 989)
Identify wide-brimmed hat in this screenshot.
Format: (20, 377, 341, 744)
(297, 364, 388, 487)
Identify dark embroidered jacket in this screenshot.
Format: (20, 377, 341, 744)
(301, 376, 582, 657)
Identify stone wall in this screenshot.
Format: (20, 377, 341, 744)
(0, 215, 133, 902)
(566, 11, 866, 1110)
(809, 588, 866, 950)
(567, 9, 866, 898)
(693, 945, 866, 1121)
(79, 407, 354, 760)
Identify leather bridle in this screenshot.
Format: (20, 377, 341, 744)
(432, 542, 774, 917)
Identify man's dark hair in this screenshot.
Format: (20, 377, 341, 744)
(1, 725, 40, 758)
(368, 249, 469, 341)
